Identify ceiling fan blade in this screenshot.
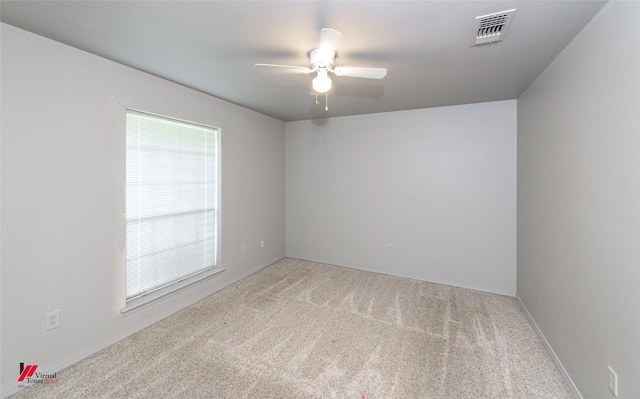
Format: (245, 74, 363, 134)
(319, 28, 342, 52)
(334, 66, 387, 79)
(254, 64, 313, 74)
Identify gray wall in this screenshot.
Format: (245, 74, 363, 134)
(1, 23, 286, 396)
(517, 2, 640, 398)
(286, 101, 517, 296)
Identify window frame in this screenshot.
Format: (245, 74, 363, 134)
(121, 108, 223, 315)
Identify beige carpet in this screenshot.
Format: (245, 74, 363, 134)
(14, 258, 573, 398)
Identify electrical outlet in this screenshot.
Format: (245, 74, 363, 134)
(261, 240, 265, 249)
(387, 244, 392, 253)
(241, 244, 247, 256)
(45, 309, 60, 331)
(608, 366, 618, 397)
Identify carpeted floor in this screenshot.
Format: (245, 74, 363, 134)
(14, 258, 574, 398)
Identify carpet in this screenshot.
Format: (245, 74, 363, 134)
(13, 258, 574, 398)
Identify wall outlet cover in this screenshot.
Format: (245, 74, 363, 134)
(45, 309, 60, 331)
(608, 366, 618, 397)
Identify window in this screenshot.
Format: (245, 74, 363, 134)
(124, 109, 220, 310)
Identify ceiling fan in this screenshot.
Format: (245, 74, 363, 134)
(255, 28, 387, 110)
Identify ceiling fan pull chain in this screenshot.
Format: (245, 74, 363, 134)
(315, 91, 319, 105)
(325, 92, 328, 111)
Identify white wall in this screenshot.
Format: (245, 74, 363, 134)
(286, 101, 517, 296)
(0, 23, 285, 396)
(517, 2, 640, 398)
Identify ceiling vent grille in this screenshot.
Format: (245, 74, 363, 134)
(471, 9, 516, 46)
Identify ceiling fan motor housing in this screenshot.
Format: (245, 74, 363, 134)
(310, 48, 336, 70)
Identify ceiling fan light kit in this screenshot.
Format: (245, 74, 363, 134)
(255, 28, 388, 110)
(312, 69, 332, 93)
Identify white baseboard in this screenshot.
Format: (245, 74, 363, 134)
(289, 255, 516, 297)
(1, 255, 284, 399)
(516, 295, 583, 399)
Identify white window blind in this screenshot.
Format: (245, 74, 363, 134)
(125, 109, 218, 302)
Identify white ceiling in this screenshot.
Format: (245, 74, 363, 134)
(1, 1, 606, 122)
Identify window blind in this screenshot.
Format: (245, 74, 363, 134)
(125, 109, 218, 301)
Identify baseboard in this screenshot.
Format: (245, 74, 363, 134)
(1, 255, 284, 399)
(516, 295, 583, 399)
(289, 255, 516, 297)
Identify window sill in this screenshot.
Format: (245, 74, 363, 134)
(120, 267, 225, 316)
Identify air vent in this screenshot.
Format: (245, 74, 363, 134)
(471, 9, 516, 46)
